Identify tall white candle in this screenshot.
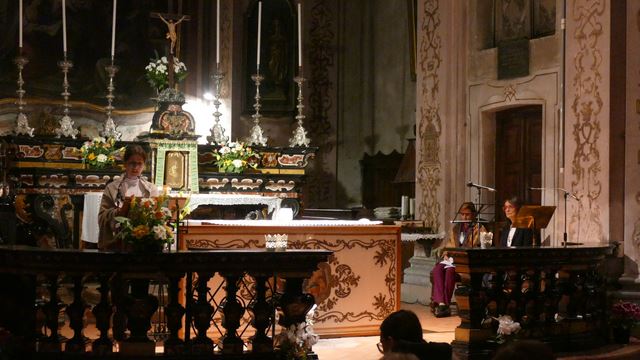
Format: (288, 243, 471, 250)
(216, 0, 220, 65)
(297, 2, 302, 68)
(111, 0, 117, 59)
(19, 0, 23, 48)
(256, 1, 262, 71)
(62, 0, 67, 53)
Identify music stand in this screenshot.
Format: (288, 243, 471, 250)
(512, 205, 556, 230)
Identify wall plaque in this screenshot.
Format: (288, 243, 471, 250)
(498, 39, 530, 80)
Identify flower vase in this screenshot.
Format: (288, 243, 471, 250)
(612, 326, 631, 344)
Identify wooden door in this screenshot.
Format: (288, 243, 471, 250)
(495, 105, 542, 223)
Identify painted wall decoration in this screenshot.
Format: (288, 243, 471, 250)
(416, 0, 442, 231)
(568, 0, 607, 243)
(305, 0, 337, 208)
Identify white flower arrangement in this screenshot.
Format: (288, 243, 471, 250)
(145, 55, 188, 91)
(496, 315, 521, 336)
(275, 306, 319, 360)
(213, 141, 260, 174)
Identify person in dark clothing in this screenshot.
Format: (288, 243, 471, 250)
(499, 196, 536, 247)
(378, 310, 452, 360)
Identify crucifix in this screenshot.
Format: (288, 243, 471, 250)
(151, 12, 191, 89)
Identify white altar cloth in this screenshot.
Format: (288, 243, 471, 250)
(187, 193, 283, 214)
(81, 192, 103, 244)
(81, 193, 285, 243)
(185, 219, 383, 227)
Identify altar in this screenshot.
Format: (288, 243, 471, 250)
(180, 219, 402, 337)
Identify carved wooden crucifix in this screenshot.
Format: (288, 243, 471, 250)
(151, 12, 191, 89)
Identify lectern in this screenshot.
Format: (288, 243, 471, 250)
(512, 205, 555, 246)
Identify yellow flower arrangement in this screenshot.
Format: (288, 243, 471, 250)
(115, 195, 174, 252)
(80, 137, 123, 169)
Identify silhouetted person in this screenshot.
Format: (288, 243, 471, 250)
(378, 310, 451, 360)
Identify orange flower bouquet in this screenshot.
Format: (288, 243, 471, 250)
(114, 195, 174, 252)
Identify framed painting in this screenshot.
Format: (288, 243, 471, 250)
(0, 0, 171, 111)
(243, 0, 296, 115)
(495, 0, 531, 44)
(532, 0, 556, 38)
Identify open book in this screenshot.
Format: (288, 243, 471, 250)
(440, 257, 455, 269)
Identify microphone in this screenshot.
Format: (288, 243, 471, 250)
(466, 182, 496, 192)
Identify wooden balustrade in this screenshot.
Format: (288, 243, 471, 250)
(447, 246, 613, 360)
(0, 246, 330, 358)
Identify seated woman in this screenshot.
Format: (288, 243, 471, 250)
(499, 196, 536, 248)
(378, 310, 451, 360)
(98, 144, 158, 250)
(432, 202, 484, 317)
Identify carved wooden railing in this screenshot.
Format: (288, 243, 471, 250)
(448, 246, 612, 360)
(0, 246, 331, 358)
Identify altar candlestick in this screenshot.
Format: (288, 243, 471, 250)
(297, 2, 302, 69)
(111, 0, 117, 59)
(19, 0, 23, 48)
(256, 1, 262, 71)
(216, 0, 220, 65)
(62, 0, 67, 53)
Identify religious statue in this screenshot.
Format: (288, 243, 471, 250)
(158, 14, 187, 54)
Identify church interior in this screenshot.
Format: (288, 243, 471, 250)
(1, 0, 640, 359)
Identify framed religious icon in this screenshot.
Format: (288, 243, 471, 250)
(495, 0, 532, 44)
(164, 151, 188, 190)
(532, 0, 556, 38)
(243, 0, 297, 115)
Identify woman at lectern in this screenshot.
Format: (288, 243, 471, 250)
(499, 196, 535, 247)
(431, 202, 484, 317)
(98, 145, 158, 250)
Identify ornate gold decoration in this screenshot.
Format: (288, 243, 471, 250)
(186, 238, 260, 249)
(417, 0, 442, 231)
(569, 0, 605, 242)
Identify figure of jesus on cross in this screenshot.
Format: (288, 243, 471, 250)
(151, 12, 190, 90)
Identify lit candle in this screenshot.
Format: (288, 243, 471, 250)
(297, 2, 302, 69)
(62, 0, 67, 53)
(19, 0, 23, 48)
(256, 1, 262, 71)
(216, 0, 220, 65)
(111, 0, 117, 59)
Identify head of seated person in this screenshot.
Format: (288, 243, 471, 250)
(493, 340, 555, 360)
(379, 310, 452, 360)
(379, 310, 424, 353)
